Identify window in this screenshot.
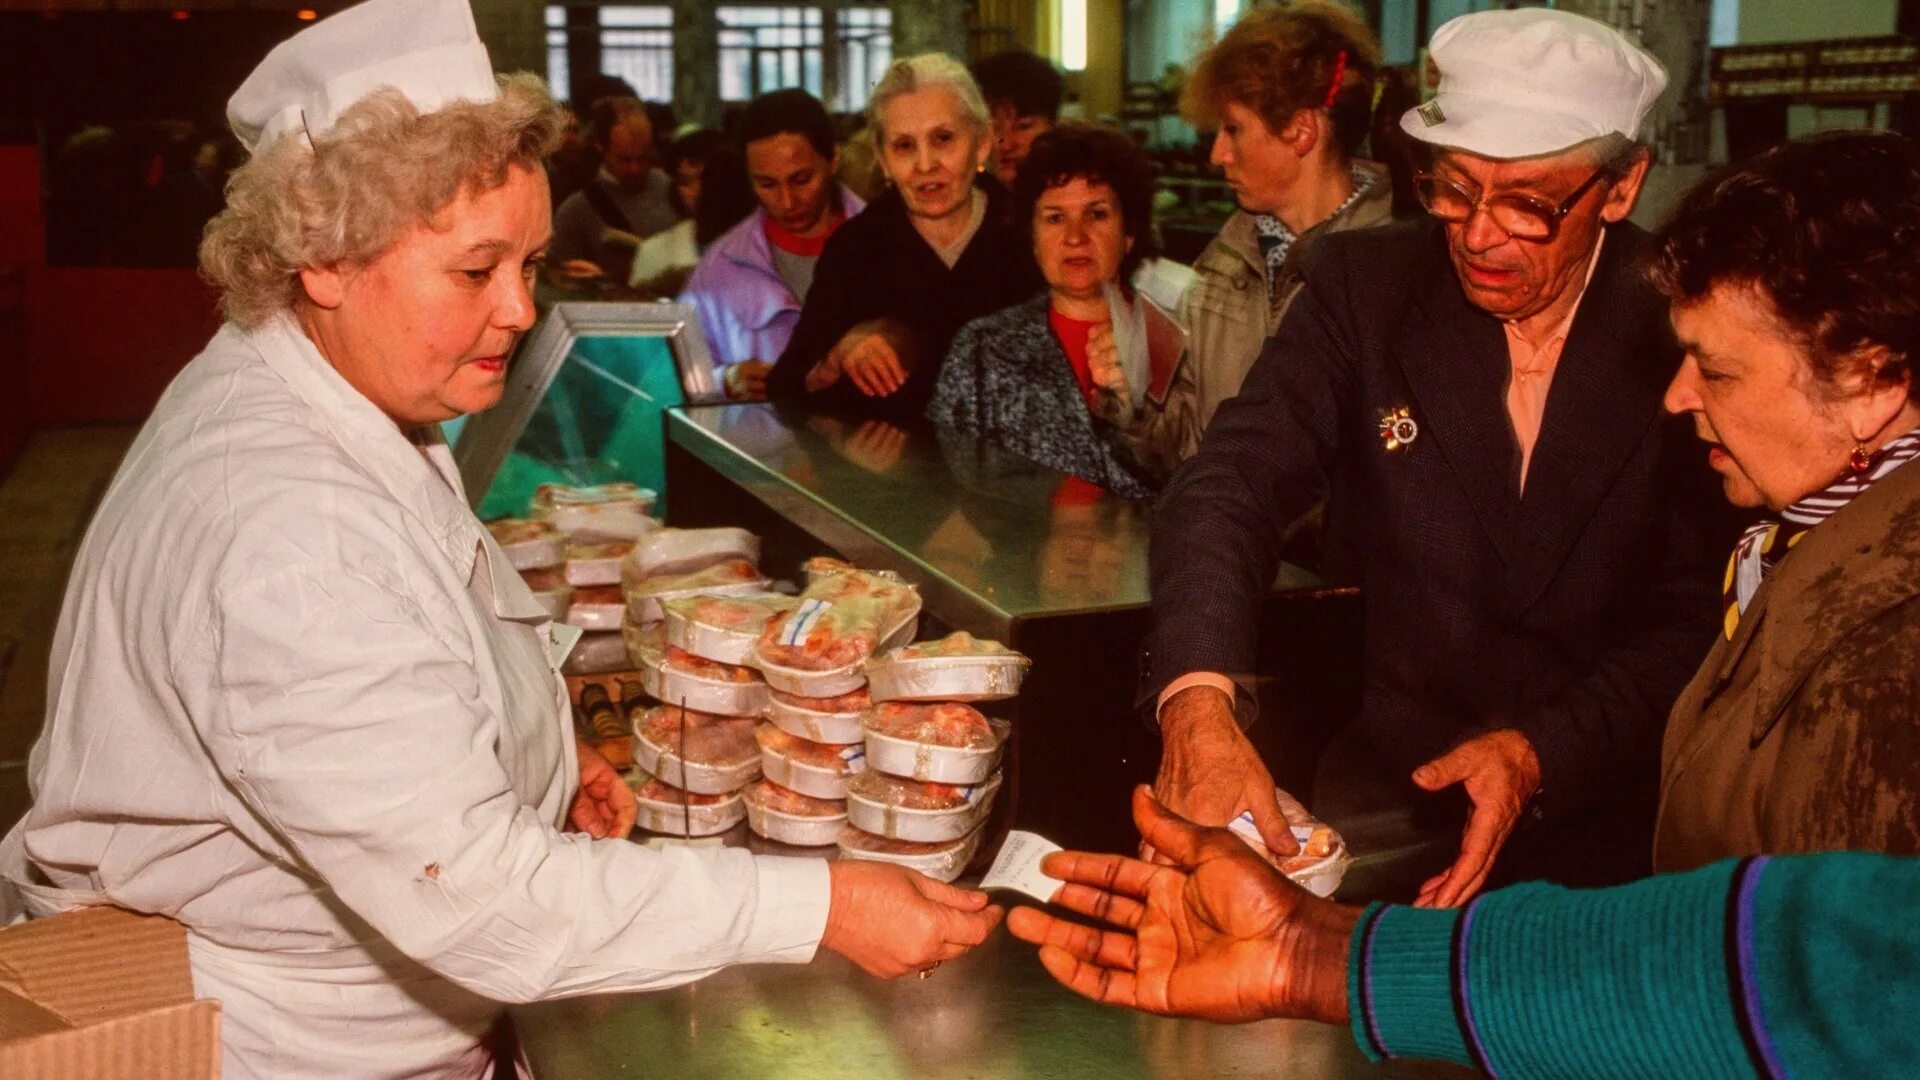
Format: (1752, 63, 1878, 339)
(545, 5, 674, 103)
(718, 6, 824, 102)
(835, 7, 892, 112)
(545, 6, 569, 95)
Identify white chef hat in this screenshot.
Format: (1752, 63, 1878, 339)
(1401, 9, 1668, 161)
(227, 0, 499, 155)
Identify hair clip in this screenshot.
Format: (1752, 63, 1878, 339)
(1323, 50, 1349, 110)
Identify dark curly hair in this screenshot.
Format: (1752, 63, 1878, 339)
(1652, 130, 1920, 401)
(1181, 0, 1379, 160)
(1013, 123, 1158, 288)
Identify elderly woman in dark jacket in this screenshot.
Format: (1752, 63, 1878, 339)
(928, 124, 1193, 497)
(1652, 130, 1920, 871)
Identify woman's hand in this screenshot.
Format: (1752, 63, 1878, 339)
(815, 324, 908, 397)
(1008, 786, 1359, 1025)
(1085, 321, 1131, 397)
(569, 739, 637, 840)
(723, 360, 774, 401)
(821, 860, 1005, 978)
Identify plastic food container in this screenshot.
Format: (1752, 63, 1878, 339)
(562, 631, 630, 676)
(627, 772, 745, 836)
(565, 585, 626, 632)
(662, 592, 800, 666)
(625, 558, 773, 624)
(861, 702, 1008, 784)
(864, 633, 1032, 703)
(765, 686, 870, 745)
(743, 781, 847, 847)
(533, 482, 656, 513)
(486, 518, 565, 571)
(533, 484, 659, 543)
(631, 706, 763, 795)
(564, 542, 632, 588)
(836, 825, 984, 883)
(626, 527, 762, 579)
(520, 568, 572, 623)
(627, 622, 770, 716)
(1227, 790, 1353, 899)
(844, 770, 1001, 843)
(753, 569, 922, 697)
(756, 726, 865, 800)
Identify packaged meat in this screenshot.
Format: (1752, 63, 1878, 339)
(765, 686, 870, 744)
(801, 555, 857, 582)
(861, 702, 1008, 784)
(562, 631, 630, 676)
(533, 483, 659, 543)
(625, 558, 773, 624)
(565, 585, 627, 631)
(563, 542, 632, 588)
(1226, 788, 1352, 899)
(533, 481, 655, 512)
(625, 527, 762, 580)
(836, 825, 985, 883)
(631, 706, 763, 794)
(520, 567, 572, 622)
(865, 633, 1032, 703)
(662, 592, 800, 666)
(626, 622, 770, 716)
(753, 567, 922, 697)
(844, 770, 1001, 843)
(486, 518, 565, 571)
(743, 780, 847, 846)
(627, 772, 746, 836)
(756, 725, 865, 800)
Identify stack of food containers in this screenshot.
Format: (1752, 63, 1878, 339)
(532, 483, 661, 677)
(837, 629, 1028, 882)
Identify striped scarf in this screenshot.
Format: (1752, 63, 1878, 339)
(1723, 426, 1920, 639)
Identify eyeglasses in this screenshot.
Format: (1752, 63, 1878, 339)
(1413, 167, 1611, 241)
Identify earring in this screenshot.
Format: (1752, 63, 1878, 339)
(1850, 441, 1873, 473)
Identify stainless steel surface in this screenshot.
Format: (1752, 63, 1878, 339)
(513, 910, 1465, 1079)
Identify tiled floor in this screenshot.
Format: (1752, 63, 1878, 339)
(0, 427, 137, 834)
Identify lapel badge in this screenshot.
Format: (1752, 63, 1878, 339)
(1378, 407, 1419, 452)
(1416, 100, 1446, 127)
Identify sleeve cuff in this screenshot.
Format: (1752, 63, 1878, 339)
(742, 855, 833, 965)
(1347, 903, 1475, 1067)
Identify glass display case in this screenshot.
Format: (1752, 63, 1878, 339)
(449, 300, 723, 520)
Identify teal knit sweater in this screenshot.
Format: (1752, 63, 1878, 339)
(1348, 854, 1920, 1078)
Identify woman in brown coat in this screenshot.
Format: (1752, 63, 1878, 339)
(1651, 130, 1920, 871)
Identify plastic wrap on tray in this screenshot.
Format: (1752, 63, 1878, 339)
(564, 542, 632, 588)
(836, 824, 984, 883)
(662, 592, 800, 666)
(486, 518, 565, 571)
(565, 585, 626, 631)
(1226, 788, 1352, 899)
(743, 780, 847, 846)
(865, 633, 1032, 703)
(625, 558, 772, 624)
(631, 706, 763, 794)
(765, 686, 871, 744)
(533, 484, 659, 543)
(520, 567, 572, 622)
(861, 702, 1008, 784)
(626, 622, 770, 716)
(844, 770, 1001, 842)
(625, 527, 762, 580)
(627, 772, 745, 836)
(755, 725, 865, 800)
(562, 631, 629, 675)
(752, 566, 921, 697)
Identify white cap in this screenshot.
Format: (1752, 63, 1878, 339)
(227, 0, 498, 154)
(1401, 9, 1667, 160)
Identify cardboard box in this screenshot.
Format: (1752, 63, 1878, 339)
(0, 907, 219, 1079)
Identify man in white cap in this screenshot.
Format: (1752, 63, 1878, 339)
(1144, 10, 1731, 904)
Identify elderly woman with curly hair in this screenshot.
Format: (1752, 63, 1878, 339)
(0, 5, 999, 1077)
(928, 123, 1194, 497)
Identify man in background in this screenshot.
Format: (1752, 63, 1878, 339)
(551, 96, 682, 278)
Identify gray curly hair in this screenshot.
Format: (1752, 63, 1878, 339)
(200, 73, 565, 327)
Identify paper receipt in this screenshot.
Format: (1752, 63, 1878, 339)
(980, 830, 1065, 902)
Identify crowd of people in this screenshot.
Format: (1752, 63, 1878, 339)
(5, 0, 1920, 1075)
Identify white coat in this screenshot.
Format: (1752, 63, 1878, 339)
(0, 314, 831, 1078)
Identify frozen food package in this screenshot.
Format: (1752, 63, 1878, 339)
(533, 481, 656, 512)
(631, 705, 763, 794)
(801, 555, 857, 582)
(662, 592, 800, 666)
(533, 483, 660, 543)
(865, 632, 1032, 703)
(486, 518, 565, 572)
(765, 686, 871, 745)
(562, 630, 629, 675)
(1225, 787, 1352, 899)
(565, 585, 627, 632)
(627, 622, 770, 716)
(743, 780, 847, 847)
(625, 527, 762, 580)
(520, 567, 572, 622)
(627, 772, 746, 837)
(753, 566, 922, 696)
(625, 558, 773, 624)
(564, 542, 633, 588)
(844, 770, 1001, 843)
(861, 702, 1008, 784)
(836, 824, 985, 883)
(755, 725, 866, 800)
